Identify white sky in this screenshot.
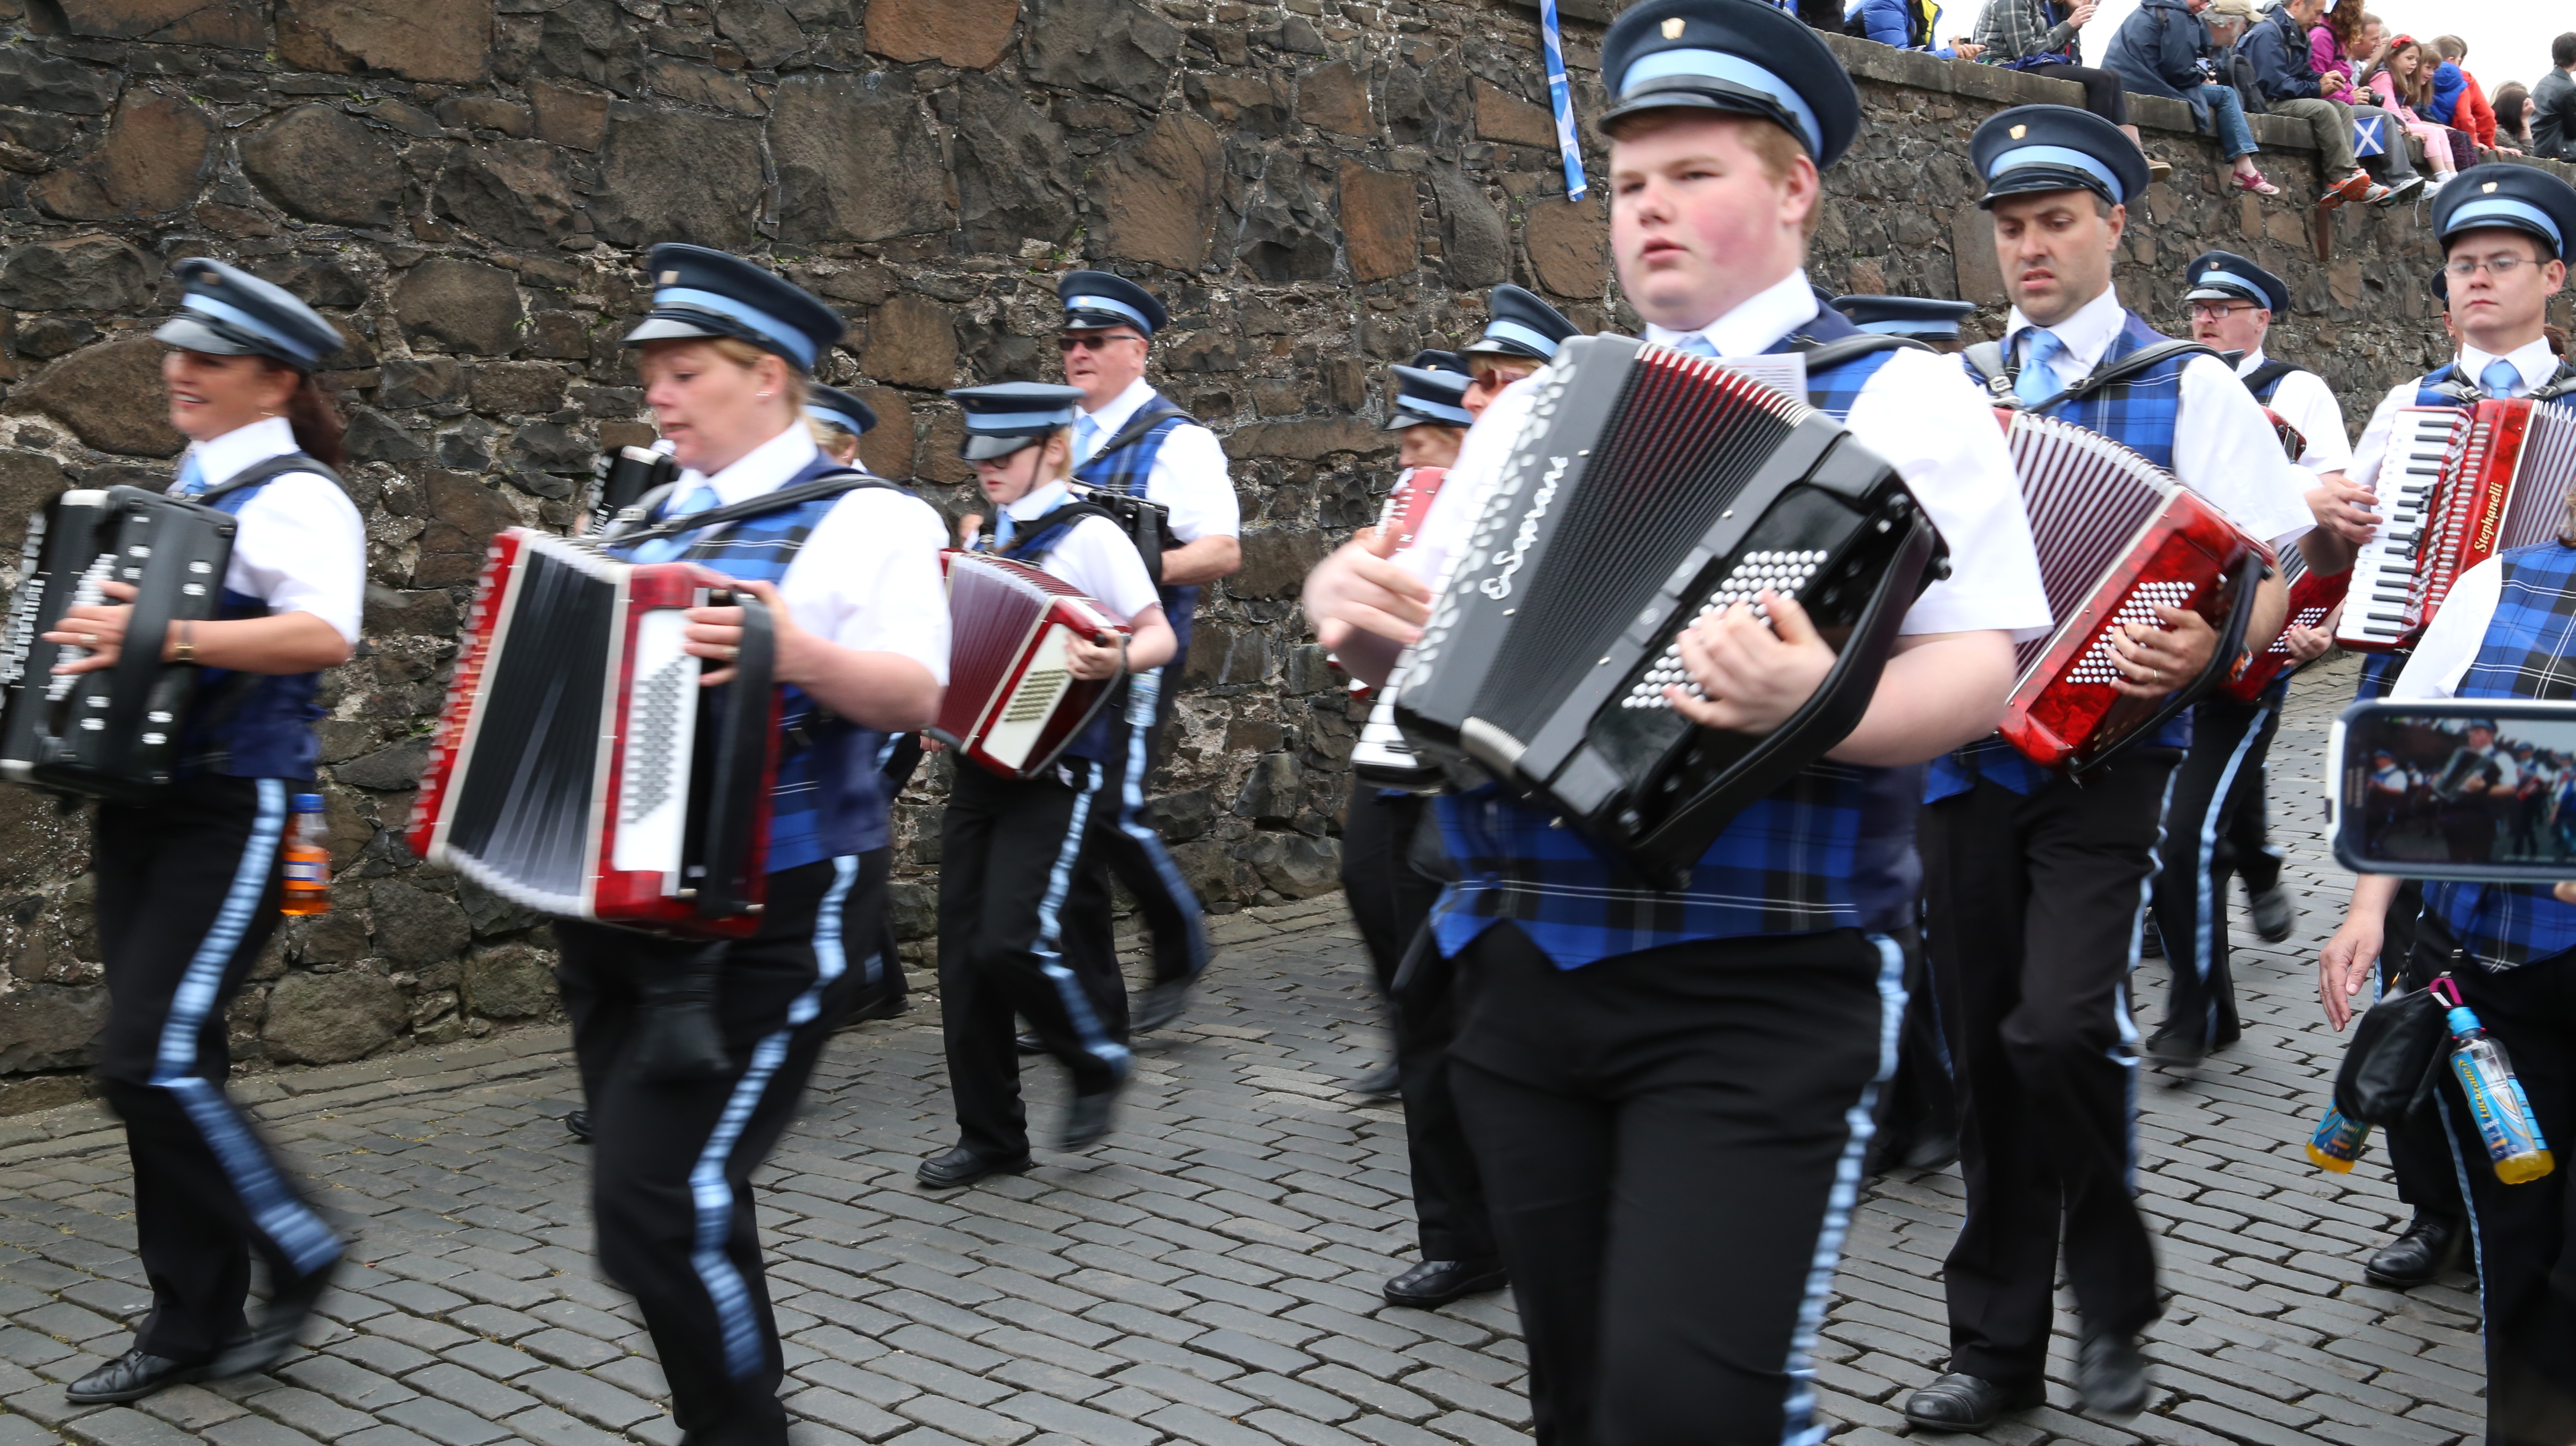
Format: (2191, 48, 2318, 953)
(1981, 0, 2572, 99)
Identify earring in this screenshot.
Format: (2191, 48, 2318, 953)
(758, 391, 774, 400)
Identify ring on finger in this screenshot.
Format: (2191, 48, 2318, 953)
(723, 644, 741, 661)
(78, 633, 97, 647)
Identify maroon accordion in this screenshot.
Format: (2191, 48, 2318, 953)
(1993, 410, 2265, 772)
(2222, 543, 2346, 703)
(2336, 398, 2576, 651)
(932, 550, 1132, 779)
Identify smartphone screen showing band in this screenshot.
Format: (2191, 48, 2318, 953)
(2332, 699, 2576, 881)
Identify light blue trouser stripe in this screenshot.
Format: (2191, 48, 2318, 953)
(150, 779, 339, 1277)
(2116, 769, 2180, 1195)
(1780, 932, 1908, 1446)
(1111, 667, 1208, 977)
(2187, 703, 2273, 1041)
(691, 855, 856, 1380)
(2434, 1090, 2495, 1373)
(1041, 763, 1131, 1076)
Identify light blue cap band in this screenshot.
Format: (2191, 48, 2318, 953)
(962, 409, 1080, 431)
(2444, 196, 2564, 250)
(1397, 397, 1477, 426)
(1987, 143, 2124, 197)
(182, 294, 323, 364)
(805, 403, 860, 432)
(1063, 293, 1154, 333)
(1620, 48, 1823, 156)
(1855, 318, 1957, 336)
(1477, 318, 1563, 357)
(655, 287, 818, 368)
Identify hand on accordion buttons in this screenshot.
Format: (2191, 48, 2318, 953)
(2108, 604, 2216, 699)
(2306, 477, 2383, 546)
(1064, 631, 1127, 682)
(683, 578, 791, 687)
(2281, 623, 2334, 664)
(44, 579, 140, 675)
(1667, 591, 1836, 734)
(1303, 537, 1433, 645)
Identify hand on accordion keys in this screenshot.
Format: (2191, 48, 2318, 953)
(2107, 603, 2218, 699)
(43, 578, 140, 675)
(1666, 589, 1838, 734)
(2305, 476, 2384, 547)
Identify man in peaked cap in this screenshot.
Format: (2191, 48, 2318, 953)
(1905, 103, 2318, 1430)
(1458, 283, 1579, 413)
(1049, 270, 1233, 1043)
(1305, 1, 2054, 1436)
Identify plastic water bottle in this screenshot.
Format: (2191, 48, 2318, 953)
(2306, 1102, 2370, 1173)
(281, 792, 332, 917)
(2446, 1005, 2554, 1184)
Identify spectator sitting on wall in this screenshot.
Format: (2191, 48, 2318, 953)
(2492, 81, 2534, 152)
(2372, 37, 2472, 189)
(1844, 0, 1976, 58)
(2428, 36, 2506, 152)
(2236, 0, 2421, 208)
(2106, 0, 2278, 194)
(2533, 32, 2576, 162)
(1970, 0, 2172, 179)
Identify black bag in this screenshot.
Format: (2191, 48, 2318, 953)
(2332, 983, 2451, 1125)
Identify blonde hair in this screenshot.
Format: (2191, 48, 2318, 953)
(810, 418, 861, 463)
(701, 334, 810, 413)
(1603, 110, 1823, 241)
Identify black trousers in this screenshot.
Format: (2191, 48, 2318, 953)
(2220, 709, 2286, 899)
(2409, 926, 2576, 1445)
(1449, 922, 1899, 1445)
(94, 776, 341, 1363)
(1064, 668, 1207, 1017)
(1870, 924, 1959, 1172)
(2027, 62, 2129, 127)
(555, 852, 882, 1446)
(2379, 881, 2465, 1217)
(1923, 757, 2177, 1387)
(942, 761, 1131, 1161)
(1341, 791, 1495, 1264)
(2151, 694, 2285, 1049)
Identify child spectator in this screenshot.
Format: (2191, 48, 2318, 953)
(2371, 36, 2474, 185)
(2428, 36, 2502, 150)
(1970, 0, 2170, 178)
(2105, 0, 2277, 193)
(2235, 0, 2421, 209)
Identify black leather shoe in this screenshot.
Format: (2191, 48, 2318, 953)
(1057, 1083, 1124, 1151)
(66, 1349, 207, 1404)
(210, 1254, 341, 1379)
(916, 1147, 1032, 1189)
(1131, 980, 1190, 1035)
(1348, 1062, 1401, 1098)
(1903, 1373, 2043, 1430)
(2139, 921, 2164, 958)
(2076, 1331, 2149, 1416)
(849, 989, 910, 1022)
(1016, 1032, 1046, 1056)
(2144, 1027, 2204, 1070)
(564, 1110, 593, 1143)
(2365, 1211, 2462, 1289)
(1382, 1259, 1507, 1308)
(1901, 1130, 1961, 1172)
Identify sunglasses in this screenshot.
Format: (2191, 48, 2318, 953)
(1059, 333, 1143, 353)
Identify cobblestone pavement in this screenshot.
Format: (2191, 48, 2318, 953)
(0, 655, 2488, 1446)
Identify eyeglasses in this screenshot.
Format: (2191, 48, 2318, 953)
(1059, 333, 1143, 353)
(2188, 300, 2258, 319)
(2443, 256, 2535, 279)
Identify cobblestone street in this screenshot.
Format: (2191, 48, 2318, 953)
(0, 655, 2489, 1446)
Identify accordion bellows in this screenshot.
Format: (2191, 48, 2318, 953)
(1392, 334, 1948, 885)
(932, 551, 1129, 779)
(410, 530, 781, 936)
(1994, 410, 2263, 771)
(2338, 398, 2576, 652)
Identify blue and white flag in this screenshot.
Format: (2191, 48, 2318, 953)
(2352, 113, 2386, 158)
(1539, 0, 1586, 201)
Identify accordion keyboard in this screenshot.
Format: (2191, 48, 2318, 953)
(1620, 549, 1827, 709)
(2338, 407, 2465, 650)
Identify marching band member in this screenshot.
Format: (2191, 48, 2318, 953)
(61, 260, 365, 1405)
(1903, 106, 2315, 1430)
(2321, 168, 2576, 1310)
(804, 382, 877, 467)
(1054, 273, 1234, 1038)
(1304, 2, 2052, 1434)
(2328, 166, 2576, 1446)
(922, 383, 1176, 1190)
(570, 245, 950, 1445)
(1457, 282, 1579, 413)
(1828, 292, 1977, 355)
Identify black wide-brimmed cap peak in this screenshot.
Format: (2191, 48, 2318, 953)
(1598, 0, 1861, 169)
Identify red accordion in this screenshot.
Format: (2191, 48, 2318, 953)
(1379, 465, 1447, 553)
(933, 550, 1131, 779)
(2222, 544, 2346, 703)
(2337, 399, 2576, 651)
(410, 530, 782, 936)
(2262, 407, 2307, 465)
(1994, 411, 2264, 771)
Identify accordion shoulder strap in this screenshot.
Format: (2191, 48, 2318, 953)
(1959, 337, 2217, 410)
(1788, 332, 1933, 374)
(191, 451, 346, 506)
(2238, 359, 2300, 399)
(1962, 340, 2013, 399)
(1087, 398, 1196, 473)
(614, 468, 902, 548)
(2530, 362, 2576, 402)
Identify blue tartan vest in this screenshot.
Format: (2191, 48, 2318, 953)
(1929, 310, 2200, 803)
(177, 475, 327, 781)
(1428, 311, 1912, 968)
(2426, 543, 2576, 970)
(1075, 392, 1201, 665)
(611, 457, 890, 870)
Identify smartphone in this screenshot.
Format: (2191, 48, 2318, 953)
(2328, 698, 2576, 880)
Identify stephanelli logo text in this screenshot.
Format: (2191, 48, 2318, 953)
(1482, 456, 1568, 600)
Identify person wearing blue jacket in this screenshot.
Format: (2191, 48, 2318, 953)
(2104, 0, 2275, 193)
(2421, 57, 2467, 128)
(1844, 0, 1970, 57)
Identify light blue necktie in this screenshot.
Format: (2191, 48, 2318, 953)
(1074, 414, 1099, 465)
(2014, 329, 2069, 409)
(172, 455, 205, 498)
(1670, 332, 1720, 359)
(2480, 358, 2524, 399)
(628, 484, 718, 564)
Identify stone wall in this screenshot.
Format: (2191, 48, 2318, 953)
(0, 0, 2568, 1103)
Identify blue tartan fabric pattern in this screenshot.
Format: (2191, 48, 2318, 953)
(2427, 543, 2576, 970)
(1074, 392, 1202, 664)
(1428, 329, 1912, 969)
(179, 478, 324, 781)
(611, 457, 889, 870)
(1928, 311, 2199, 803)
(2355, 648, 2409, 700)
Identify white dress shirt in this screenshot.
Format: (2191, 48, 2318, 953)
(1399, 269, 2055, 642)
(183, 415, 365, 644)
(1001, 481, 1165, 623)
(2349, 336, 2563, 493)
(672, 423, 951, 683)
(2237, 348, 2353, 476)
(1075, 377, 1241, 544)
(2005, 286, 2315, 549)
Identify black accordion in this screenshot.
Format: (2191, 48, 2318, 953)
(1391, 334, 1948, 885)
(0, 487, 237, 799)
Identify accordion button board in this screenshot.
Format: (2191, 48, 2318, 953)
(931, 551, 1130, 780)
(1388, 333, 1948, 886)
(2221, 542, 2349, 703)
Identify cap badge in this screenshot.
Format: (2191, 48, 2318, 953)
(660, 270, 679, 284)
(2483, 181, 2498, 193)
(1662, 16, 1684, 37)
(2009, 124, 2027, 140)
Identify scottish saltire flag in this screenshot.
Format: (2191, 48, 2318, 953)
(2352, 113, 2386, 158)
(1540, 0, 1586, 201)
